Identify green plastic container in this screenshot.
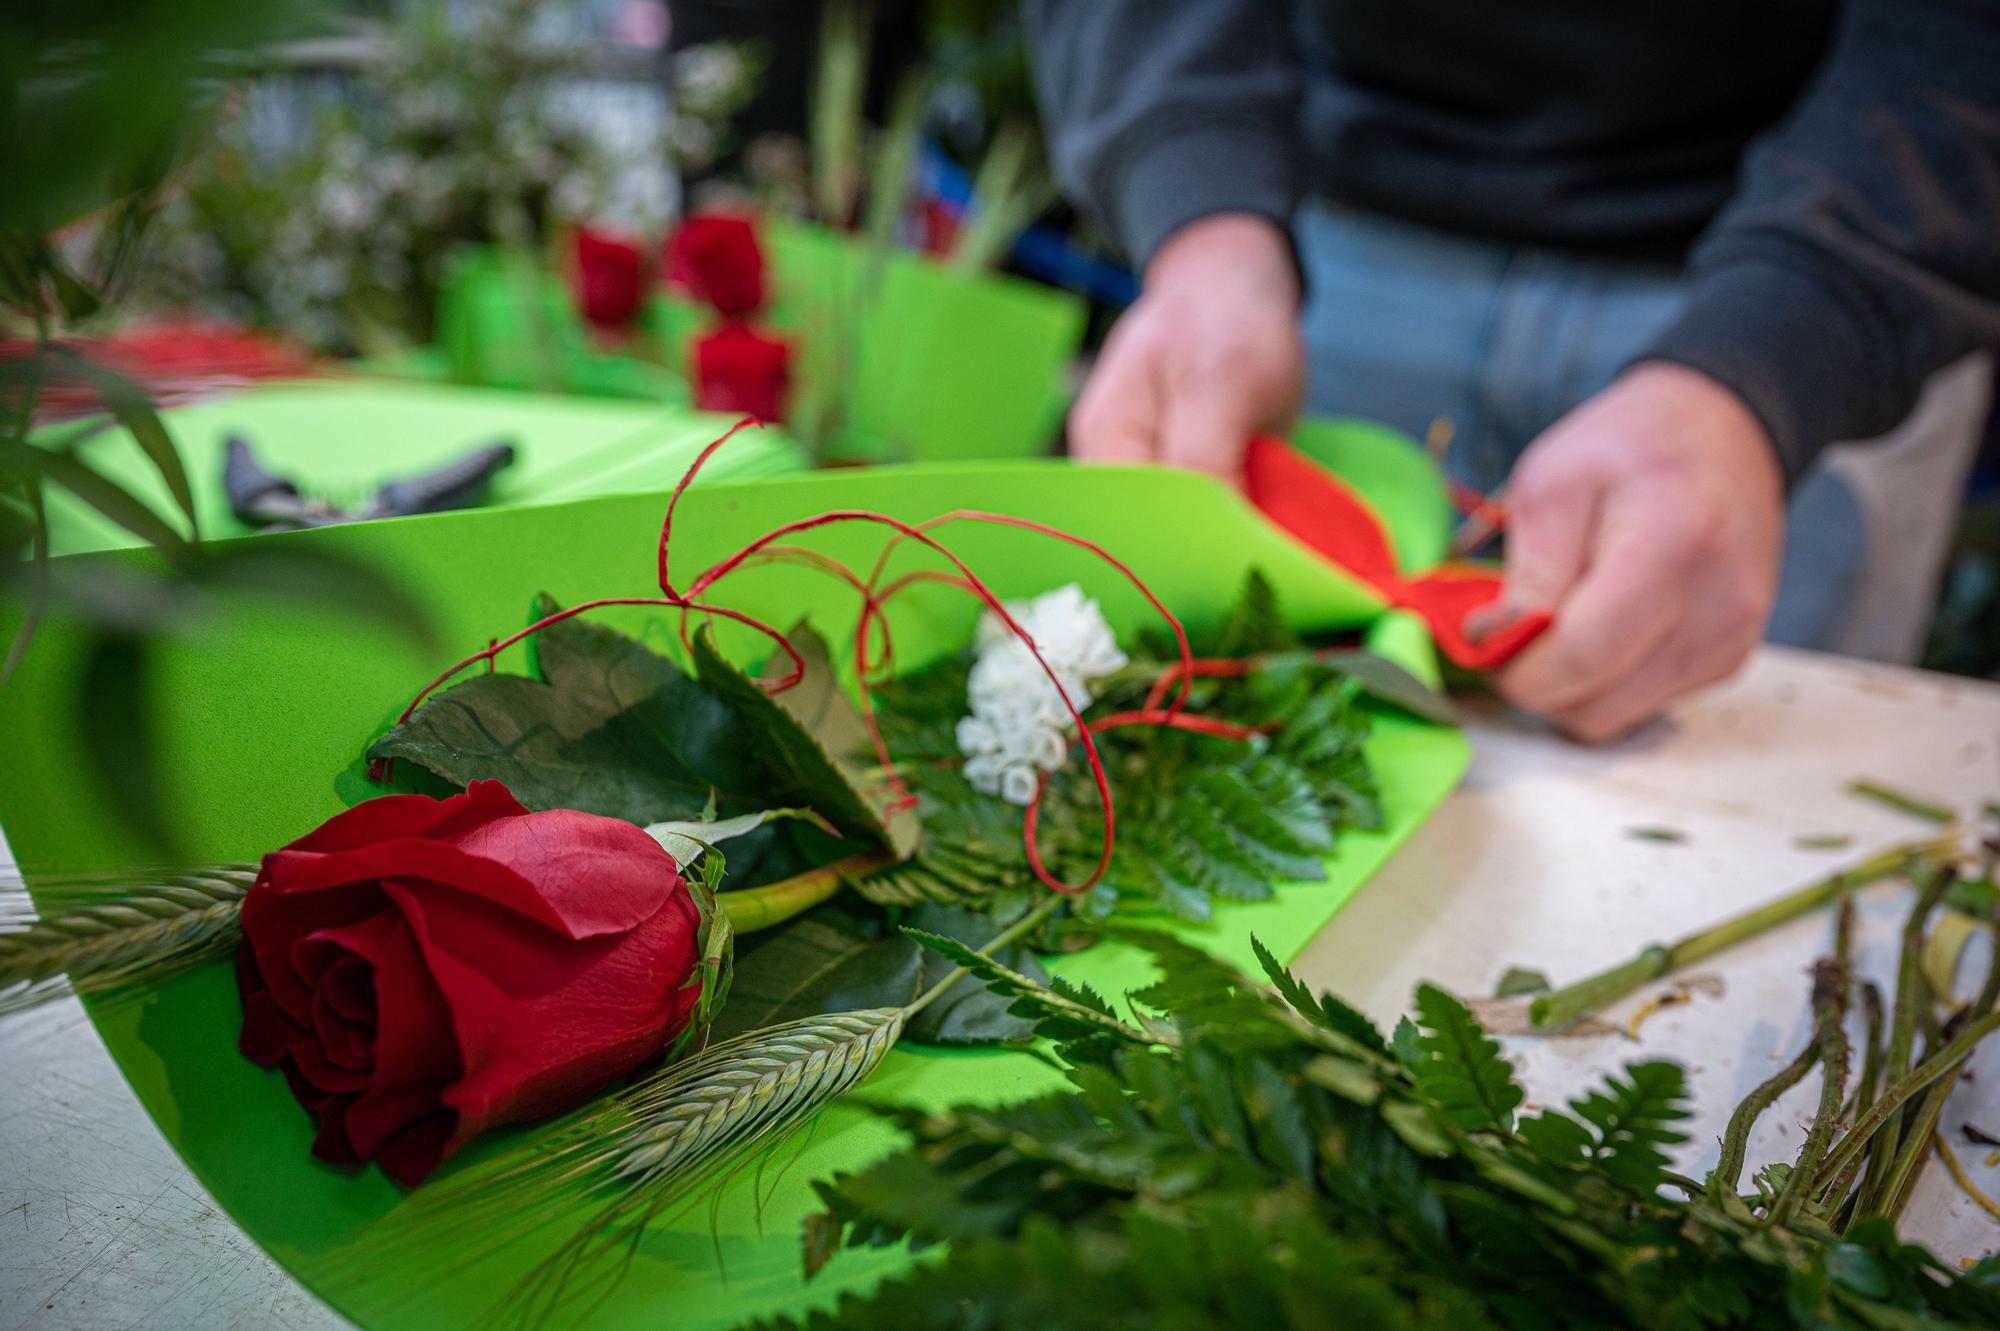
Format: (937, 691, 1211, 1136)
(658, 218, 1088, 463)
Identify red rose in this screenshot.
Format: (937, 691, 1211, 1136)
(692, 323, 792, 423)
(237, 781, 702, 1186)
(665, 213, 767, 317)
(571, 226, 647, 329)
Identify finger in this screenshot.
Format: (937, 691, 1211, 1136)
(1069, 334, 1162, 466)
(1498, 499, 1695, 715)
(1497, 461, 1601, 614)
(1550, 616, 1753, 742)
(1549, 560, 1769, 740)
(1156, 381, 1265, 482)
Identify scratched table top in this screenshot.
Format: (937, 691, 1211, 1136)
(3, 644, 1996, 1329)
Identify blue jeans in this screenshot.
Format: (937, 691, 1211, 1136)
(1295, 202, 1989, 660)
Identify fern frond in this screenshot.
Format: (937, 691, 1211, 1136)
(1412, 984, 1524, 1134)
(0, 868, 255, 1014)
(1568, 1061, 1691, 1193)
(903, 928, 1152, 1049)
(1251, 934, 1389, 1055)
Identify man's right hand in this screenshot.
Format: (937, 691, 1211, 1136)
(1068, 213, 1306, 484)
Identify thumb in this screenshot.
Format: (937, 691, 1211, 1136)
(1495, 466, 1601, 616)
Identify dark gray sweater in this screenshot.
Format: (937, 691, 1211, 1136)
(1025, 0, 2000, 482)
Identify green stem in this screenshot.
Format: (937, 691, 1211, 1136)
(1710, 1031, 1821, 1203)
(719, 849, 896, 934)
(1877, 1071, 1957, 1223)
(1854, 868, 1954, 1215)
(1845, 780, 1955, 826)
(902, 893, 1066, 1020)
(1818, 981, 1887, 1212)
(1809, 1008, 2000, 1197)
(1770, 954, 1850, 1225)
(1531, 840, 1943, 1029)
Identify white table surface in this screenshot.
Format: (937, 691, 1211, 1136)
(4, 644, 1997, 1329)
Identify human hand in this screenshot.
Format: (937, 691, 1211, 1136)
(1487, 362, 1785, 741)
(1068, 213, 1305, 482)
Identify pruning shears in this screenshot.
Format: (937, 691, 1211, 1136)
(224, 434, 517, 531)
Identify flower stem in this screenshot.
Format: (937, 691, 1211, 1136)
(1769, 948, 1851, 1225)
(719, 849, 897, 934)
(1851, 866, 1954, 1215)
(1709, 1014, 1821, 1203)
(1530, 839, 1946, 1030)
(1808, 1007, 2000, 1199)
(903, 893, 1066, 1019)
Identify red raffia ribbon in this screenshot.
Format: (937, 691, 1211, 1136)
(1243, 434, 1549, 670)
(371, 418, 1265, 897)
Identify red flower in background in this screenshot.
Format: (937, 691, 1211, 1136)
(571, 226, 647, 329)
(237, 781, 703, 1186)
(665, 213, 767, 318)
(692, 324, 791, 423)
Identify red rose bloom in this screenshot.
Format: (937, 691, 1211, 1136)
(665, 213, 767, 317)
(237, 781, 702, 1186)
(692, 324, 792, 423)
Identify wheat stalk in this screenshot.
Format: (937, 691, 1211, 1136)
(327, 1007, 909, 1321)
(0, 868, 255, 1015)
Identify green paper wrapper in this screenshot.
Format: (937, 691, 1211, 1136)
(0, 443, 1465, 1330)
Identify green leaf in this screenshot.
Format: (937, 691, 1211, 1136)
(54, 350, 197, 537)
(692, 622, 919, 858)
(1494, 967, 1551, 998)
(371, 600, 861, 845)
(643, 807, 835, 870)
(1566, 1061, 1690, 1194)
(708, 900, 925, 1040)
(1411, 983, 1524, 1133)
(707, 899, 1047, 1046)
(1211, 569, 1297, 657)
(1518, 1110, 1592, 1168)
(899, 903, 1051, 1046)
(29, 445, 189, 557)
(904, 926, 1146, 1049)
(1389, 1015, 1423, 1069)
(1250, 933, 1388, 1054)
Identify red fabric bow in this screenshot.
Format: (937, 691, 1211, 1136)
(1244, 435, 1550, 670)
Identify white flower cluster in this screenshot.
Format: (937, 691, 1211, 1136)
(956, 585, 1128, 806)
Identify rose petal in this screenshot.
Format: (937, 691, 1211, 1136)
(260, 839, 570, 935)
(279, 781, 526, 856)
(242, 878, 385, 1030)
(373, 1112, 458, 1189)
(308, 954, 377, 1072)
(298, 909, 463, 1166)
(448, 810, 678, 938)
(385, 879, 702, 1166)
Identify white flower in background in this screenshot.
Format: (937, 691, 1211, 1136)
(957, 585, 1128, 806)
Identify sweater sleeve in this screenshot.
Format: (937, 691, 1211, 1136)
(1022, 0, 1302, 272)
(1642, 0, 2000, 484)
